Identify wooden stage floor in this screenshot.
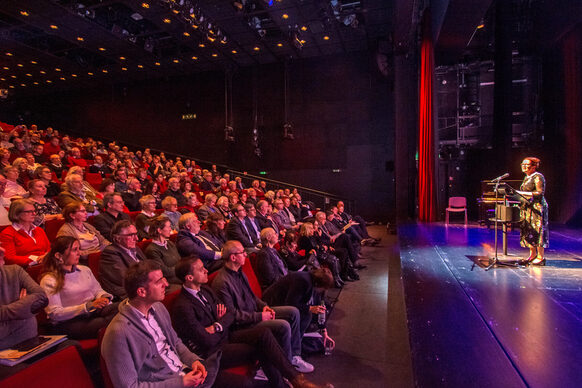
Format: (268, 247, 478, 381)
(399, 222, 582, 388)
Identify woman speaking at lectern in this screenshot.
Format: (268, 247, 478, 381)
(517, 157, 548, 265)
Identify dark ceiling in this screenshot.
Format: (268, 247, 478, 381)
(0, 0, 392, 97)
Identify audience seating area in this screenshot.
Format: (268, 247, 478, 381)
(0, 121, 367, 386)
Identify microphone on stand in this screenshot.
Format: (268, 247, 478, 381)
(491, 173, 509, 182)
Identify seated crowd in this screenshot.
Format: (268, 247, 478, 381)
(0, 122, 380, 387)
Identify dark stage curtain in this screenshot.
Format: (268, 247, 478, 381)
(562, 26, 582, 223)
(418, 11, 436, 222)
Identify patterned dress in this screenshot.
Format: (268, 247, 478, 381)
(519, 172, 549, 248)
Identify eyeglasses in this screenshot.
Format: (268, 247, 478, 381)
(75, 209, 87, 213)
(521, 163, 531, 167)
(118, 233, 138, 237)
(233, 251, 247, 256)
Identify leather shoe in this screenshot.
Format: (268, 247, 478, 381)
(291, 374, 334, 388)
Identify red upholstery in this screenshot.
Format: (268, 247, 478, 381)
(162, 289, 180, 312)
(85, 172, 103, 190)
(87, 251, 101, 279)
(242, 257, 262, 299)
(98, 328, 115, 388)
(44, 218, 66, 241)
(137, 239, 152, 252)
(1, 345, 95, 388)
(128, 211, 141, 222)
(25, 264, 43, 282)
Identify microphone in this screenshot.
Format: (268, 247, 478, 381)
(491, 173, 509, 182)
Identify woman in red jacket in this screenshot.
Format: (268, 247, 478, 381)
(0, 198, 50, 267)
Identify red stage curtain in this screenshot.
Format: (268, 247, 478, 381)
(418, 12, 436, 222)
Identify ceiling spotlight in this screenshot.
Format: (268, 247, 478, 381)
(253, 46, 260, 51)
(77, 37, 84, 41)
(231, 50, 237, 54)
(191, 56, 198, 60)
(119, 56, 126, 60)
(50, 24, 59, 30)
(5, 52, 13, 56)
(183, 32, 190, 37)
(20, 11, 30, 17)
(301, 26, 307, 31)
(26, 73, 32, 77)
(30, 60, 37, 64)
(71, 74, 77, 77)
(163, 18, 171, 24)
(40, 70, 46, 74)
(277, 43, 283, 47)
(99, 47, 106, 51)
(282, 14, 289, 19)
(199, 43, 205, 48)
(323, 35, 330, 40)
(47, 80, 53, 83)
(122, 67, 127, 71)
(17, 64, 23, 67)
(155, 62, 161, 66)
(55, 68, 61, 71)
(141, 2, 150, 9)
(137, 64, 144, 68)
(173, 59, 180, 63)
(102, 69, 108, 73)
(220, 37, 227, 44)
(88, 72, 94, 75)
(211, 53, 218, 57)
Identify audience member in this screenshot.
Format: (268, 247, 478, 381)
(204, 212, 227, 249)
(122, 177, 143, 212)
(135, 194, 157, 241)
(99, 220, 145, 300)
(34, 165, 61, 197)
(197, 193, 218, 221)
(57, 174, 102, 215)
(144, 215, 182, 288)
(173, 258, 332, 388)
(92, 192, 130, 240)
(101, 260, 219, 388)
(255, 228, 289, 290)
(216, 196, 233, 220)
(56, 202, 110, 259)
(27, 179, 62, 227)
(164, 177, 187, 207)
(0, 199, 51, 267)
(161, 196, 181, 231)
(3, 165, 27, 199)
(0, 244, 48, 349)
(39, 236, 116, 339)
(226, 203, 259, 250)
(176, 212, 223, 273)
(211, 240, 314, 373)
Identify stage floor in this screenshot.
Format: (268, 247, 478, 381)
(399, 222, 582, 388)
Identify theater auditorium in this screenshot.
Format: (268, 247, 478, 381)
(1, 0, 581, 387)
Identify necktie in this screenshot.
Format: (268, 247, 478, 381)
(197, 234, 219, 251)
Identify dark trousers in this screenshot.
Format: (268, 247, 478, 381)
(228, 325, 298, 388)
(51, 302, 118, 340)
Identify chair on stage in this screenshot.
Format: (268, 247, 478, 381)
(445, 196, 467, 225)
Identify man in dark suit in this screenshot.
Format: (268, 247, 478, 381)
(225, 204, 258, 251)
(255, 200, 279, 236)
(99, 220, 146, 300)
(255, 228, 288, 291)
(199, 172, 216, 192)
(172, 258, 329, 388)
(244, 203, 261, 245)
(176, 213, 223, 273)
(121, 178, 143, 212)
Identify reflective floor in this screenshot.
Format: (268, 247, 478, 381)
(400, 223, 582, 388)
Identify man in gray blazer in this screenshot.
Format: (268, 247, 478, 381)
(99, 220, 146, 300)
(0, 246, 48, 349)
(102, 260, 218, 388)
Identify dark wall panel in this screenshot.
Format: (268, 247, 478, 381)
(3, 51, 394, 221)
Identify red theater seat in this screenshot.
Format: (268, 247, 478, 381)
(44, 218, 66, 241)
(1, 345, 95, 388)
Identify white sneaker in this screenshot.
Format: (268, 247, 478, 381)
(292, 355, 314, 373)
(254, 368, 268, 381)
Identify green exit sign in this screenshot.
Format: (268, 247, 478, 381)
(182, 113, 197, 120)
(259, 171, 267, 175)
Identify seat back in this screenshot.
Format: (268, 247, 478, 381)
(242, 258, 262, 299)
(448, 196, 466, 208)
(162, 289, 181, 312)
(87, 252, 101, 279)
(44, 218, 66, 241)
(2, 345, 95, 388)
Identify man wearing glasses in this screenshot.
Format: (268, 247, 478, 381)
(212, 240, 315, 374)
(99, 220, 146, 301)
